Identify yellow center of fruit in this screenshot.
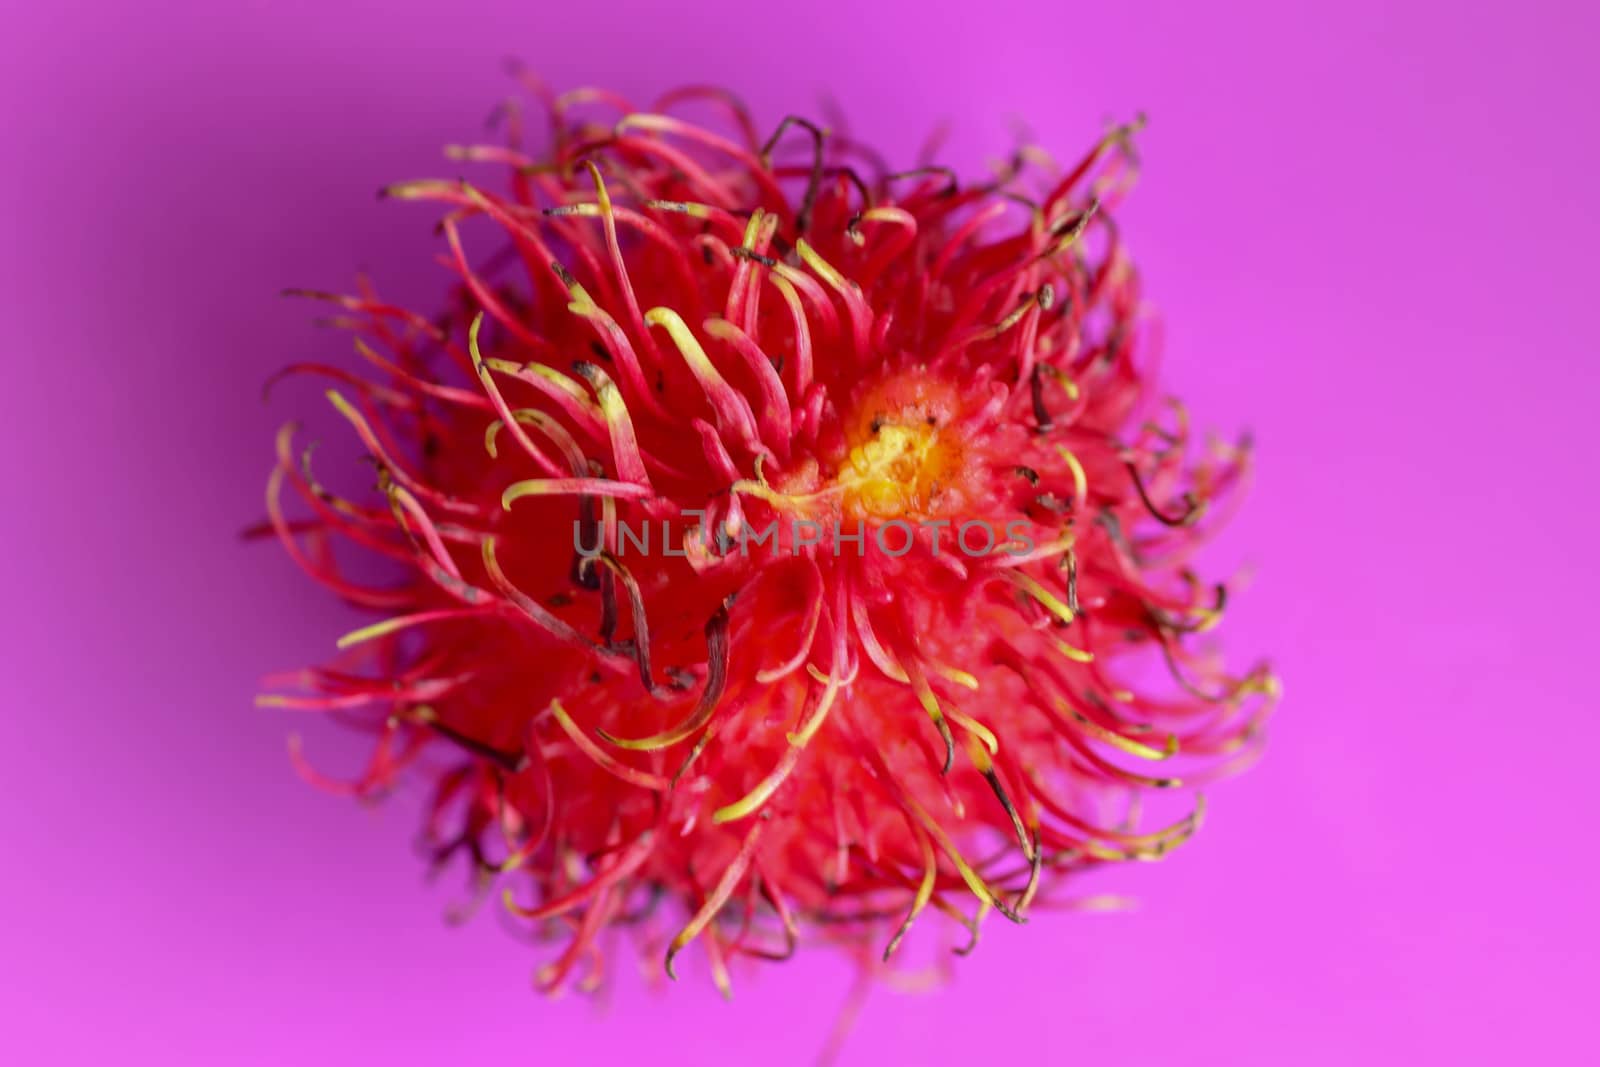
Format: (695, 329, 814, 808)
(840, 421, 948, 517)
(832, 367, 974, 521)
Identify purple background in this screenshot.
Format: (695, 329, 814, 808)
(4, 1, 1596, 1063)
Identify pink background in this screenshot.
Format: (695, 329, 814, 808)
(3, 1, 1595, 1063)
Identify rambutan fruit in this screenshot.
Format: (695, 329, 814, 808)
(260, 78, 1277, 994)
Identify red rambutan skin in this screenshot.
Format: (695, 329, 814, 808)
(261, 79, 1277, 993)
